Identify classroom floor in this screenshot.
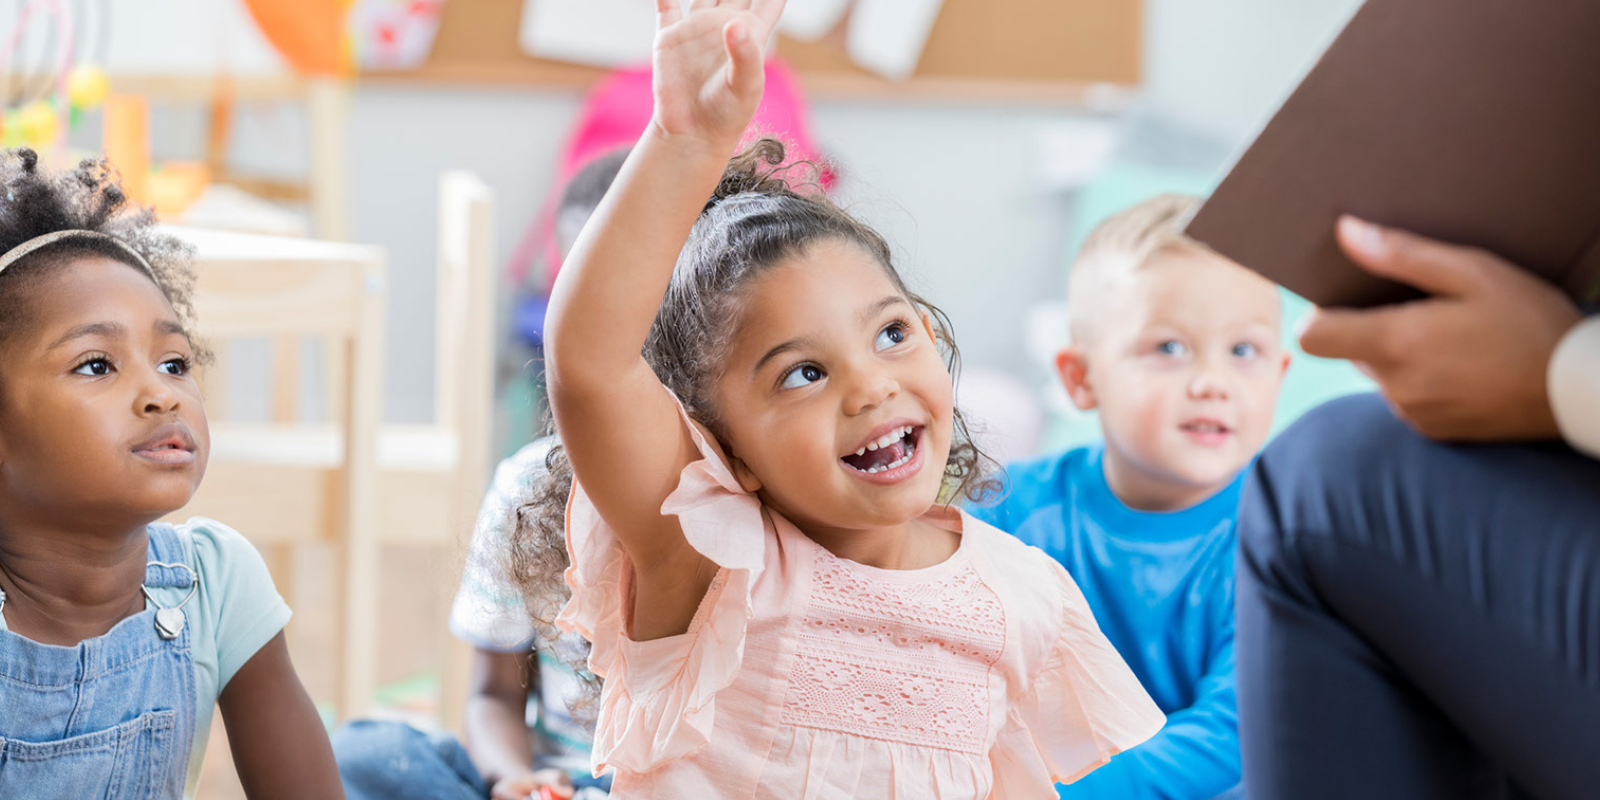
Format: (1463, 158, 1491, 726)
(197, 545, 455, 800)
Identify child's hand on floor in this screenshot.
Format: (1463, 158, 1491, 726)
(650, 0, 786, 153)
(491, 769, 575, 800)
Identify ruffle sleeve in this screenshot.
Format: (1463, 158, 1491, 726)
(989, 568, 1166, 795)
(553, 395, 769, 774)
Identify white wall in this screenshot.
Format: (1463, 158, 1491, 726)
(1143, 0, 1363, 142)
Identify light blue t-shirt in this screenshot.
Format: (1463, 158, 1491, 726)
(972, 445, 1242, 800)
(0, 517, 291, 799)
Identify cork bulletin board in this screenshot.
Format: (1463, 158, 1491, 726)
(368, 0, 1142, 102)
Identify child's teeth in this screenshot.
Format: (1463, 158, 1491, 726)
(855, 447, 866, 457)
(867, 442, 879, 451)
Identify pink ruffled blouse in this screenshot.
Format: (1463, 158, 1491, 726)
(556, 412, 1165, 799)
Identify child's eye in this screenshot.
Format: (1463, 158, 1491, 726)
(159, 357, 193, 376)
(1232, 342, 1260, 359)
(779, 363, 825, 390)
(73, 357, 113, 376)
(874, 323, 908, 352)
(1155, 340, 1188, 357)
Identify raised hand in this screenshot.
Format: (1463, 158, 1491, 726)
(651, 0, 787, 151)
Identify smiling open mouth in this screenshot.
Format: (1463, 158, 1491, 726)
(842, 425, 921, 474)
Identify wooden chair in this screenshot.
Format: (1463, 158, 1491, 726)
(167, 171, 496, 727)
(165, 224, 386, 720)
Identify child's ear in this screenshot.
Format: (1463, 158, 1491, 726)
(728, 454, 763, 493)
(1055, 346, 1098, 411)
(1278, 350, 1293, 378)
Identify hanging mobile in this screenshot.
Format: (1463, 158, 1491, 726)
(142, 561, 200, 640)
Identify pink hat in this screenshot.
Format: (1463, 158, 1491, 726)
(508, 58, 835, 288)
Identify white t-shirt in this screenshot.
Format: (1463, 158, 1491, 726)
(449, 438, 594, 775)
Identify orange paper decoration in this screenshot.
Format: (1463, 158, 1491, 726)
(241, 0, 352, 76)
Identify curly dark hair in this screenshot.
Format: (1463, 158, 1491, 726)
(506, 138, 1002, 714)
(0, 148, 202, 357)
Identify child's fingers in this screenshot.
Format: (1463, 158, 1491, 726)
(655, 0, 683, 27)
(1336, 215, 1491, 299)
(687, 0, 722, 11)
(723, 19, 764, 96)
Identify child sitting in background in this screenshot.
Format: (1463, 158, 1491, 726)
(973, 194, 1291, 800)
(513, 1, 1164, 796)
(334, 436, 607, 800)
(332, 151, 630, 800)
(0, 149, 340, 798)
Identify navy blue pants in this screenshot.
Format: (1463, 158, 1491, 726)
(1236, 395, 1600, 800)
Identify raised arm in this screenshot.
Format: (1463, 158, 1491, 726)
(543, 0, 787, 639)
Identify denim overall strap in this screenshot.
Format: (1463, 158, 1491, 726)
(144, 522, 194, 590)
(0, 524, 199, 800)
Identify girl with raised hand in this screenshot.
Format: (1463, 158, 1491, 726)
(517, 1, 1165, 796)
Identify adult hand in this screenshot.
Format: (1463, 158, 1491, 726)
(490, 768, 575, 800)
(1299, 216, 1583, 442)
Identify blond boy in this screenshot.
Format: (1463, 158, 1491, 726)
(975, 194, 1289, 800)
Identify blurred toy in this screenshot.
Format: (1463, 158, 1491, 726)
(241, 0, 353, 76)
(0, 0, 113, 153)
(66, 64, 110, 108)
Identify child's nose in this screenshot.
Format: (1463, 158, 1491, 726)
(136, 373, 181, 415)
(1186, 365, 1232, 400)
(844, 370, 900, 416)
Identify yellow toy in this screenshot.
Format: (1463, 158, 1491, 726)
(0, 0, 112, 151)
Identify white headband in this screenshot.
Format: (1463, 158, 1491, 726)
(0, 230, 155, 277)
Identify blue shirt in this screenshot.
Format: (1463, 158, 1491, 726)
(972, 445, 1241, 800)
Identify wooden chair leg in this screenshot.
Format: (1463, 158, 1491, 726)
(337, 258, 385, 722)
(436, 552, 471, 732)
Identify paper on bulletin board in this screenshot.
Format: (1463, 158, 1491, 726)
(519, 0, 683, 67)
(847, 0, 944, 80)
(350, 0, 447, 70)
(520, 0, 945, 79)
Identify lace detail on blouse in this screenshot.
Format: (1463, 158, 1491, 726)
(780, 547, 1006, 754)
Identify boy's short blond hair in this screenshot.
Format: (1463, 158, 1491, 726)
(1067, 193, 1203, 342)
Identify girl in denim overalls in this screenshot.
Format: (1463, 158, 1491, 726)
(0, 150, 342, 799)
